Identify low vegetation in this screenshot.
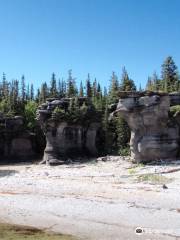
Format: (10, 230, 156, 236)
(0, 223, 76, 240)
(170, 105, 180, 117)
(137, 174, 172, 184)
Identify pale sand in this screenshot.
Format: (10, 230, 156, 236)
(0, 157, 180, 240)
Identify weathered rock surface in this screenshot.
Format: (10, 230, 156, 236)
(114, 91, 180, 163)
(37, 98, 101, 164)
(0, 115, 40, 161)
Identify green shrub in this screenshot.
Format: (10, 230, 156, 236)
(118, 146, 130, 156)
(170, 105, 180, 117)
(0, 99, 11, 114)
(24, 101, 38, 130)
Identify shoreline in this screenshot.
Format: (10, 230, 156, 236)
(0, 158, 180, 240)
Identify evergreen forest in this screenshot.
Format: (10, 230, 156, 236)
(0, 56, 179, 156)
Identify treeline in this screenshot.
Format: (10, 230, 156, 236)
(0, 56, 179, 155)
(146, 56, 180, 92)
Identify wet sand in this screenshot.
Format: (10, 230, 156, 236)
(0, 222, 76, 240)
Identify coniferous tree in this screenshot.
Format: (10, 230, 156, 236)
(2, 73, 9, 100)
(146, 76, 154, 91)
(116, 116, 130, 153)
(13, 80, 19, 109)
(2, 73, 6, 98)
(86, 73, 92, 97)
(108, 71, 119, 104)
(36, 88, 40, 103)
(151, 72, 158, 91)
(50, 73, 57, 97)
(94, 82, 103, 110)
(9, 81, 14, 112)
(62, 79, 66, 97)
(21, 75, 26, 102)
(39, 82, 48, 103)
(152, 72, 163, 91)
(58, 79, 61, 97)
(105, 72, 119, 153)
(161, 56, 179, 92)
(92, 78, 97, 106)
(2, 61, 180, 156)
(26, 84, 30, 100)
(92, 78, 97, 98)
(104, 87, 107, 98)
(79, 81, 84, 97)
(66, 70, 77, 97)
(30, 84, 34, 100)
(120, 67, 136, 91)
(57, 78, 66, 98)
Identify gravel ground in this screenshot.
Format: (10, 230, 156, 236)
(0, 157, 180, 240)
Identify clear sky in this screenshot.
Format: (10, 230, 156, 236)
(0, 0, 180, 90)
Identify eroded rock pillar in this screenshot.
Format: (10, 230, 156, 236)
(114, 92, 179, 163)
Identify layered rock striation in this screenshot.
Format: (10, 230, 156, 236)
(37, 97, 101, 165)
(113, 91, 180, 163)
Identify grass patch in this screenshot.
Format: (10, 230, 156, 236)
(137, 174, 172, 184)
(0, 223, 76, 240)
(128, 163, 145, 175)
(128, 168, 136, 174)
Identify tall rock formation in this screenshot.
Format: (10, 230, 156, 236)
(37, 98, 101, 165)
(113, 92, 180, 163)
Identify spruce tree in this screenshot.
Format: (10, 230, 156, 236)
(161, 56, 179, 92)
(79, 81, 84, 97)
(92, 78, 97, 98)
(146, 76, 154, 91)
(120, 67, 136, 91)
(2, 73, 9, 100)
(36, 88, 40, 103)
(116, 117, 130, 151)
(30, 84, 34, 100)
(151, 72, 158, 91)
(40, 82, 48, 103)
(13, 80, 19, 109)
(94, 83, 103, 110)
(26, 84, 30, 100)
(108, 71, 119, 104)
(86, 73, 92, 97)
(50, 73, 58, 97)
(66, 70, 77, 97)
(58, 78, 66, 98)
(21, 75, 26, 102)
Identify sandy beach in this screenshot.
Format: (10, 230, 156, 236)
(0, 157, 180, 240)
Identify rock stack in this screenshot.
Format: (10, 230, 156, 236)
(114, 91, 180, 163)
(37, 98, 101, 165)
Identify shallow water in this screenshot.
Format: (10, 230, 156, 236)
(0, 223, 76, 240)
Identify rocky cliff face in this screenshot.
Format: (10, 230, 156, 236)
(37, 98, 101, 165)
(0, 115, 40, 162)
(113, 92, 180, 163)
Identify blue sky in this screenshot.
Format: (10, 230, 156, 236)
(0, 0, 179, 90)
